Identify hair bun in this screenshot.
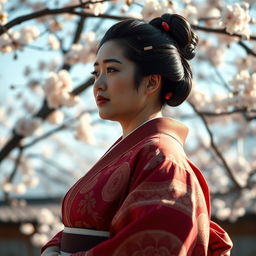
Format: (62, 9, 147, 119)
(149, 13, 198, 60)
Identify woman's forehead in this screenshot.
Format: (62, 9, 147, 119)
(95, 40, 133, 66)
(96, 41, 124, 61)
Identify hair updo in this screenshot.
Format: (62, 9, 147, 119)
(98, 13, 198, 106)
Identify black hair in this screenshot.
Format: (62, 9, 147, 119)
(98, 13, 198, 107)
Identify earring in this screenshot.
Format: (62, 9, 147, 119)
(165, 92, 173, 100)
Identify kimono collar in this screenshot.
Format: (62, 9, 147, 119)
(122, 117, 188, 146)
(90, 118, 188, 173)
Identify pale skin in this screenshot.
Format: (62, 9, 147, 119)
(41, 41, 163, 256)
(93, 40, 163, 138)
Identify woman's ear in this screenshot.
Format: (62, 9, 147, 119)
(145, 74, 161, 95)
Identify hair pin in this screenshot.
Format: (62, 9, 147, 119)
(162, 21, 170, 32)
(144, 46, 153, 51)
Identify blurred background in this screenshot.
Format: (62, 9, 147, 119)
(0, 0, 256, 255)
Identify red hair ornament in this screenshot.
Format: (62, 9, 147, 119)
(161, 21, 170, 32)
(165, 92, 173, 100)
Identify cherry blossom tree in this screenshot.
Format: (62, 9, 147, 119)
(0, 0, 256, 246)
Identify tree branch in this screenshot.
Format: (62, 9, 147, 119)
(0, 79, 93, 164)
(188, 101, 243, 189)
(67, 10, 132, 21)
(198, 108, 256, 117)
(61, 15, 87, 70)
(192, 24, 256, 41)
(238, 41, 256, 57)
(4, 147, 23, 202)
(27, 153, 77, 178)
(7, 147, 23, 183)
(0, 0, 120, 36)
(23, 108, 96, 149)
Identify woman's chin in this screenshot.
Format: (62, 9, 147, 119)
(98, 112, 111, 120)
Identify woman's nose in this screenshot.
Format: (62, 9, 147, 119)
(93, 73, 107, 91)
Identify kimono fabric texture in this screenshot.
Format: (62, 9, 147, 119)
(41, 117, 233, 256)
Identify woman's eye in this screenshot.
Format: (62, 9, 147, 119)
(107, 67, 118, 73)
(91, 67, 117, 77)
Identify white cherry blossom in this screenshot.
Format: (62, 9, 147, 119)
(44, 70, 79, 108)
(181, 4, 198, 24)
(75, 113, 95, 144)
(221, 3, 251, 39)
(20, 223, 35, 235)
(12, 183, 27, 195)
(38, 224, 51, 234)
(2, 182, 13, 193)
(47, 109, 64, 125)
(141, 0, 177, 22)
(37, 208, 55, 224)
(48, 34, 60, 50)
(22, 175, 40, 187)
(64, 33, 97, 65)
(15, 117, 42, 136)
(87, 0, 108, 16)
(19, 26, 40, 45)
(229, 70, 256, 109)
(0, 31, 14, 53)
(31, 233, 48, 246)
(64, 44, 83, 65)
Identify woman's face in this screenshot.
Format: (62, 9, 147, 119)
(92, 40, 148, 123)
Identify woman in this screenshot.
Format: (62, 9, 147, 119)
(41, 13, 233, 256)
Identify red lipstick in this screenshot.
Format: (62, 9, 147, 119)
(96, 95, 109, 106)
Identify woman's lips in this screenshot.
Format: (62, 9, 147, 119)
(96, 95, 109, 106)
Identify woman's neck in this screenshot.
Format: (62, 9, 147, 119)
(121, 111, 163, 139)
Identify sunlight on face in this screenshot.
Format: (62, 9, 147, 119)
(92, 40, 147, 123)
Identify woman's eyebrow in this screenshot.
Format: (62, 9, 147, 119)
(94, 58, 123, 66)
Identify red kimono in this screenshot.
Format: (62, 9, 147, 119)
(42, 117, 232, 256)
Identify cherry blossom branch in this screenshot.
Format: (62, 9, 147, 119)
(67, 10, 136, 20)
(210, 61, 232, 92)
(211, 166, 256, 195)
(4, 147, 23, 202)
(0, 9, 93, 166)
(188, 101, 243, 189)
(23, 109, 96, 149)
(19, 44, 57, 52)
(7, 147, 23, 183)
(0, 78, 93, 164)
(2, 106, 98, 195)
(2, 3, 256, 47)
(179, 109, 256, 122)
(23, 124, 70, 149)
(72, 16, 86, 45)
(198, 108, 256, 117)
(0, 0, 120, 36)
(191, 25, 256, 41)
(27, 153, 77, 178)
(238, 41, 256, 57)
(61, 16, 87, 70)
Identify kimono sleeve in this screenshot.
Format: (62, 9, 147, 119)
(41, 230, 62, 253)
(72, 145, 214, 256)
